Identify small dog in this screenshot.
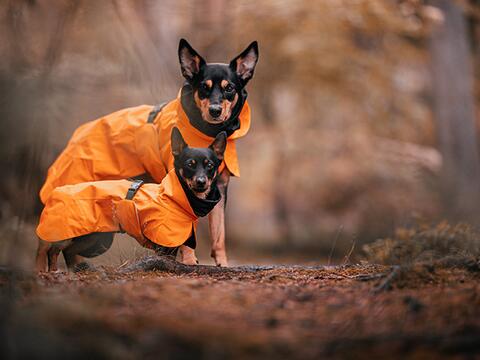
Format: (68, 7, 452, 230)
(177, 39, 259, 266)
(35, 128, 226, 272)
(38, 39, 259, 267)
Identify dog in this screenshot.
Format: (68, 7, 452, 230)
(35, 127, 226, 272)
(38, 39, 258, 267)
(177, 38, 259, 266)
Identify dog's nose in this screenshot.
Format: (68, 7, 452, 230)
(196, 176, 207, 187)
(209, 105, 222, 118)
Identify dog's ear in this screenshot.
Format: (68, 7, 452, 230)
(178, 38, 206, 81)
(171, 127, 188, 157)
(229, 41, 259, 85)
(209, 131, 227, 161)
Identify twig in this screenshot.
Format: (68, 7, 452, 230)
(121, 255, 259, 275)
(328, 225, 343, 266)
(342, 236, 357, 265)
(349, 272, 389, 281)
(372, 266, 402, 293)
(120, 255, 331, 275)
(117, 260, 130, 270)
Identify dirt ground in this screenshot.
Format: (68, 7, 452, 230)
(1, 259, 479, 360)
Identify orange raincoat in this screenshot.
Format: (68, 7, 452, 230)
(36, 170, 219, 248)
(39, 93, 250, 203)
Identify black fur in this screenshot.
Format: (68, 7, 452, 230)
(172, 126, 226, 194)
(178, 38, 259, 134)
(178, 38, 258, 88)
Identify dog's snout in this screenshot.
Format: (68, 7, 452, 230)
(195, 176, 207, 187)
(209, 105, 222, 118)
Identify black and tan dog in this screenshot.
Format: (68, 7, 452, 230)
(36, 128, 226, 272)
(38, 39, 259, 267)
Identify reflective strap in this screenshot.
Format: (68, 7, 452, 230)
(125, 180, 144, 200)
(147, 102, 167, 124)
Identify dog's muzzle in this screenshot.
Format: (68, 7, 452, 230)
(194, 176, 208, 192)
(208, 105, 222, 118)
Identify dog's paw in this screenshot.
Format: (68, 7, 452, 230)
(181, 257, 199, 266)
(179, 251, 198, 266)
(73, 262, 96, 273)
(215, 258, 228, 267)
(212, 250, 228, 267)
(178, 246, 198, 265)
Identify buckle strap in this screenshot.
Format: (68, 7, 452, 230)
(125, 180, 144, 200)
(147, 102, 167, 124)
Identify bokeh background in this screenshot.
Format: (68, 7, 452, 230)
(1, 0, 480, 267)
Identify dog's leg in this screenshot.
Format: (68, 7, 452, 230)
(47, 246, 61, 272)
(35, 239, 50, 272)
(63, 252, 83, 271)
(62, 233, 113, 271)
(208, 168, 230, 266)
(62, 236, 91, 271)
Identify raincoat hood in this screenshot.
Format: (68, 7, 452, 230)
(36, 170, 221, 248)
(39, 91, 251, 203)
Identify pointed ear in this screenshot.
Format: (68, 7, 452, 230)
(178, 38, 206, 80)
(229, 41, 259, 85)
(209, 131, 227, 161)
(171, 127, 188, 157)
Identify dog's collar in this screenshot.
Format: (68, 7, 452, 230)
(174, 167, 221, 218)
(180, 83, 247, 138)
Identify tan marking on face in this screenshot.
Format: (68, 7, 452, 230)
(194, 91, 212, 123)
(205, 80, 213, 89)
(183, 177, 197, 193)
(195, 177, 213, 199)
(179, 167, 212, 200)
(194, 89, 239, 124)
(186, 176, 212, 199)
(221, 93, 239, 121)
(221, 80, 229, 89)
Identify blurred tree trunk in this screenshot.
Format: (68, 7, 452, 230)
(429, 0, 480, 222)
(267, 103, 293, 246)
(2, 0, 79, 220)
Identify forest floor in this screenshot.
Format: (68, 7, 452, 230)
(1, 258, 480, 359)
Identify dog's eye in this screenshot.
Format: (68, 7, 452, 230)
(201, 83, 210, 92)
(187, 160, 196, 168)
(205, 162, 214, 171)
(224, 84, 235, 93)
